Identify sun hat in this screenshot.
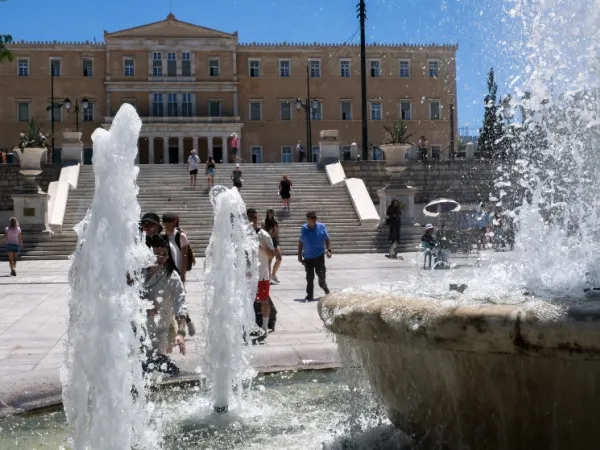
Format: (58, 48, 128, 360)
(425, 223, 434, 230)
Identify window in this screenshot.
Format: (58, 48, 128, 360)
(251, 146, 262, 163)
(310, 60, 321, 77)
(249, 59, 260, 77)
(182, 93, 193, 117)
(429, 60, 439, 78)
(167, 93, 178, 116)
(124, 58, 135, 76)
(249, 102, 262, 121)
(17, 102, 29, 122)
(399, 60, 409, 78)
(311, 101, 322, 120)
(18, 59, 29, 77)
(209, 59, 220, 77)
(167, 52, 177, 77)
(430, 101, 441, 120)
(370, 60, 380, 77)
(282, 146, 293, 163)
(340, 60, 350, 77)
(152, 52, 162, 77)
(400, 101, 411, 120)
(208, 101, 221, 117)
(341, 101, 352, 120)
(152, 93, 164, 117)
(311, 145, 320, 162)
(182, 52, 191, 76)
(370, 102, 382, 120)
(431, 145, 441, 160)
(280, 101, 291, 120)
(49, 102, 62, 121)
(279, 59, 290, 77)
(50, 58, 61, 77)
(83, 102, 93, 121)
(82, 58, 93, 77)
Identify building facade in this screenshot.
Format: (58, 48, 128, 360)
(0, 13, 458, 164)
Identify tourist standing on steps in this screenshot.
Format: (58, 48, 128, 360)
(263, 208, 283, 284)
(142, 234, 188, 376)
(298, 211, 332, 301)
(231, 133, 240, 162)
(297, 141, 305, 162)
(4, 217, 23, 276)
(247, 208, 275, 337)
(387, 199, 403, 244)
(279, 175, 292, 210)
(187, 150, 200, 189)
(206, 156, 216, 189)
(232, 163, 243, 190)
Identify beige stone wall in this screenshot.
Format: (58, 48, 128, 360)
(0, 164, 61, 210)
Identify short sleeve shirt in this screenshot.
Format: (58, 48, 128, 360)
(257, 229, 274, 281)
(188, 155, 200, 171)
(299, 222, 329, 259)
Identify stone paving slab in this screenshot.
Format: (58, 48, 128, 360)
(0, 253, 423, 412)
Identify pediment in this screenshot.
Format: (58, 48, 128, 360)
(105, 14, 236, 40)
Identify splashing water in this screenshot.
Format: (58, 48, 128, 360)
(199, 186, 258, 412)
(60, 104, 153, 449)
(506, 0, 600, 295)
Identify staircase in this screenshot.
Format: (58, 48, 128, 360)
(1, 163, 423, 260)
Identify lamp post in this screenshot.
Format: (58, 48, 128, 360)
(357, 0, 369, 160)
(63, 97, 89, 132)
(295, 65, 318, 162)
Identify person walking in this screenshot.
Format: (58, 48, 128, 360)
(206, 156, 216, 190)
(247, 208, 275, 337)
(387, 199, 403, 244)
(4, 217, 23, 276)
(298, 211, 332, 301)
(231, 133, 240, 162)
(232, 163, 243, 190)
(187, 150, 200, 189)
(262, 208, 283, 284)
(279, 175, 292, 210)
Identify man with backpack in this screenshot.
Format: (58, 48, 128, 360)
(162, 212, 197, 336)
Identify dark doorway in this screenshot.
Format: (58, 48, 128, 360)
(169, 146, 179, 164)
(213, 146, 223, 163)
(84, 148, 93, 165)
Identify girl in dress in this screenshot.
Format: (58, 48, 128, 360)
(4, 217, 23, 276)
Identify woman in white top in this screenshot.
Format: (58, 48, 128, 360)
(187, 150, 200, 189)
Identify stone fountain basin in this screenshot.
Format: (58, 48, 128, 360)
(319, 291, 600, 450)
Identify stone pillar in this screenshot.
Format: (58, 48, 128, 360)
(222, 135, 229, 163)
(377, 184, 417, 227)
(11, 192, 52, 235)
(193, 136, 199, 154)
(350, 141, 359, 160)
(61, 131, 84, 164)
(233, 87, 239, 116)
(106, 96, 112, 117)
(148, 137, 155, 164)
(319, 130, 341, 165)
(208, 136, 214, 158)
(163, 136, 169, 164)
(178, 137, 184, 164)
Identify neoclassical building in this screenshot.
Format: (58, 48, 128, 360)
(0, 13, 458, 164)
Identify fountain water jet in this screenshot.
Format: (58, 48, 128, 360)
(60, 104, 152, 449)
(200, 186, 258, 413)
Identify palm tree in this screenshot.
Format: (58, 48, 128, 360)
(0, 35, 14, 63)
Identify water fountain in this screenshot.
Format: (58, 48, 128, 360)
(319, 1, 600, 448)
(60, 104, 153, 449)
(200, 185, 258, 414)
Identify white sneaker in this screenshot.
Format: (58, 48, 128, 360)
(270, 276, 280, 285)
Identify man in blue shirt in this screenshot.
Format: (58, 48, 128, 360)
(298, 211, 332, 301)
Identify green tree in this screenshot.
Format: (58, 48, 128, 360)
(478, 68, 507, 160)
(0, 34, 14, 63)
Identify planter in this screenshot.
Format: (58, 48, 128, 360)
(380, 143, 411, 167)
(62, 131, 82, 142)
(61, 131, 83, 163)
(319, 292, 600, 450)
(15, 146, 48, 187)
(319, 129, 339, 140)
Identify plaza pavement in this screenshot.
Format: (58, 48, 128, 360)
(0, 253, 420, 414)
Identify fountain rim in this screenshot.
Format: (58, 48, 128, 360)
(318, 292, 600, 360)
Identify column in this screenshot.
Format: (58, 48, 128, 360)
(233, 87, 239, 117)
(148, 137, 155, 164)
(106, 96, 112, 117)
(178, 137, 184, 164)
(135, 137, 140, 164)
(207, 136, 214, 158)
(163, 136, 169, 164)
(222, 135, 229, 163)
(192, 136, 199, 153)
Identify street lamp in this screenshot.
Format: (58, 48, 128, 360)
(63, 97, 89, 132)
(293, 65, 320, 162)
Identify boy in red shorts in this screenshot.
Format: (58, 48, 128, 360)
(247, 208, 275, 337)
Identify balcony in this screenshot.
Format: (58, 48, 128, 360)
(104, 115, 241, 124)
(147, 74, 196, 82)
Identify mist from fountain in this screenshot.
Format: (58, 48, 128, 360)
(60, 104, 153, 449)
(199, 186, 258, 413)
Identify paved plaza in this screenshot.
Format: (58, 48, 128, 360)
(0, 253, 422, 412)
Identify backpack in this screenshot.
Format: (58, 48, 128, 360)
(174, 230, 196, 272)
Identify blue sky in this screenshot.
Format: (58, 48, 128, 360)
(1, 0, 523, 134)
